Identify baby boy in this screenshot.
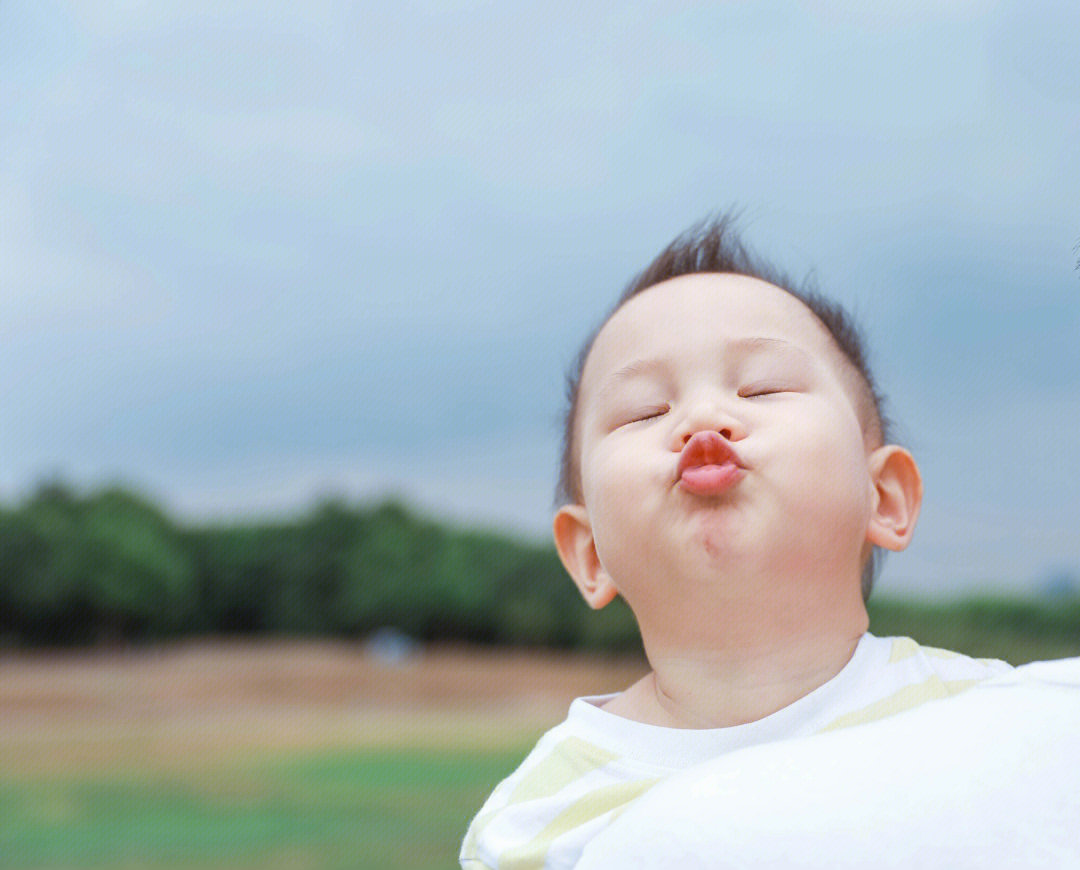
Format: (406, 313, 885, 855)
(459, 216, 1019, 869)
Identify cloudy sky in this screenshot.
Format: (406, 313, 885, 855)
(3, 1, 1078, 598)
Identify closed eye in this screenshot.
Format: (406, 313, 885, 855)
(739, 385, 794, 398)
(621, 406, 669, 425)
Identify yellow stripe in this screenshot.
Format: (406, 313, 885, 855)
(921, 645, 963, 660)
(498, 778, 660, 869)
(463, 738, 620, 866)
(508, 737, 619, 804)
(888, 636, 919, 662)
(462, 768, 528, 858)
(461, 807, 499, 865)
(889, 636, 966, 663)
(820, 676, 981, 732)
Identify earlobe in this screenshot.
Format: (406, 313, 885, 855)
(866, 445, 923, 551)
(552, 505, 619, 609)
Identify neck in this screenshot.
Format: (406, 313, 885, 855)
(605, 597, 868, 729)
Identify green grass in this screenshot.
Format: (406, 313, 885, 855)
(0, 746, 530, 870)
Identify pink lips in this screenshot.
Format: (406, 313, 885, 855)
(676, 431, 745, 496)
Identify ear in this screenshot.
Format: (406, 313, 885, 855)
(865, 445, 923, 551)
(552, 504, 619, 609)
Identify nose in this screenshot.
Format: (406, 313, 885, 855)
(670, 395, 746, 450)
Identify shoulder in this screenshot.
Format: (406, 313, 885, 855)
(816, 634, 1014, 733)
(875, 634, 1013, 684)
(460, 699, 666, 869)
(576, 671, 1080, 870)
(880, 634, 1012, 673)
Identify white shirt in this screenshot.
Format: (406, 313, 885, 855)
(461, 634, 1014, 869)
(576, 656, 1080, 869)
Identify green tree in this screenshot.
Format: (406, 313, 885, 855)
(77, 487, 196, 640)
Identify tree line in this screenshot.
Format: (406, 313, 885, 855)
(2, 482, 1078, 659)
(0, 482, 638, 649)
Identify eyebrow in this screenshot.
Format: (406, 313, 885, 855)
(593, 358, 666, 408)
(596, 337, 810, 404)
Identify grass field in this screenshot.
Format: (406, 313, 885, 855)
(1, 745, 530, 869)
(0, 641, 645, 870)
(2, 619, 1078, 869)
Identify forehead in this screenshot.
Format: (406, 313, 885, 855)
(580, 273, 840, 398)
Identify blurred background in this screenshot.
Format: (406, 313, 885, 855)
(2, 2, 1078, 868)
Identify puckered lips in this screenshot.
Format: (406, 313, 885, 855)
(675, 430, 745, 496)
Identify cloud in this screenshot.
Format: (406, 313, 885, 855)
(2, 0, 1077, 595)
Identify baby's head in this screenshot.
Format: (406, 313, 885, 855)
(553, 217, 921, 624)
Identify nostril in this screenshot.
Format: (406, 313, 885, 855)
(683, 427, 733, 446)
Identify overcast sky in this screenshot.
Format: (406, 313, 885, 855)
(3, 1, 1078, 598)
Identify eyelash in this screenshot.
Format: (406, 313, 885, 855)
(616, 387, 793, 428)
(625, 406, 669, 424)
(739, 385, 791, 398)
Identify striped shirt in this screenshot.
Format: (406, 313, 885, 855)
(460, 634, 1012, 870)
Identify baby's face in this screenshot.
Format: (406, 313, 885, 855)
(573, 273, 877, 612)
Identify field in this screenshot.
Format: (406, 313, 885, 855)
(0, 641, 645, 870)
(4, 617, 1078, 870)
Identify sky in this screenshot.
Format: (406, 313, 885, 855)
(3, 1, 1078, 599)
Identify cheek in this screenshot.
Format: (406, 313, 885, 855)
(583, 434, 636, 497)
(585, 449, 639, 527)
(784, 415, 872, 514)
(582, 444, 657, 564)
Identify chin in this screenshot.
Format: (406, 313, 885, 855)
(684, 509, 746, 558)
(695, 527, 736, 562)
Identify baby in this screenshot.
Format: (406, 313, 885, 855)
(459, 216, 1020, 869)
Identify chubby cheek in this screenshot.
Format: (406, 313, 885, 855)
(582, 446, 662, 584)
(778, 421, 872, 551)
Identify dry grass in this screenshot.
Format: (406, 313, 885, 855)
(0, 640, 646, 778)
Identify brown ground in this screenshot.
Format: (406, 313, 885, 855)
(0, 641, 647, 777)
